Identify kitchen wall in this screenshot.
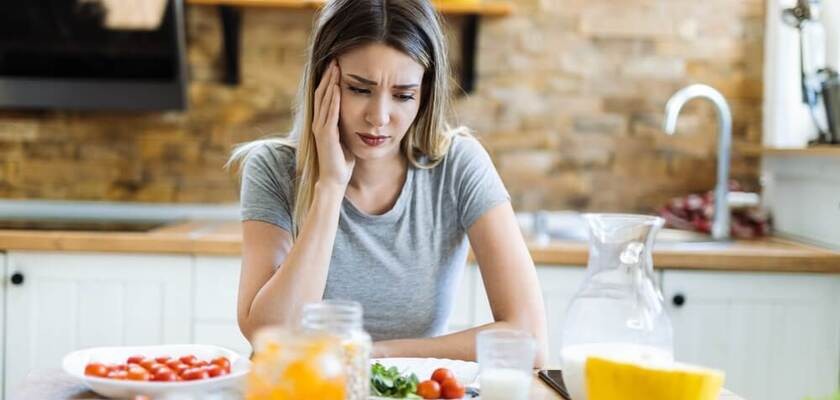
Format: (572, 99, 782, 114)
(0, 0, 765, 212)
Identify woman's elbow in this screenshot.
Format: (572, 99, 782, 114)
(505, 316, 548, 368)
(533, 340, 548, 369)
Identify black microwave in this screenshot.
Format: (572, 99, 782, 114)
(0, 0, 188, 111)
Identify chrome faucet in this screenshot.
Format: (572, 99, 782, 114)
(663, 84, 732, 240)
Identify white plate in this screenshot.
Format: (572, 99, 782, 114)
(62, 344, 251, 399)
(370, 358, 479, 399)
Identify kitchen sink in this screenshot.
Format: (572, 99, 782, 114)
(517, 211, 732, 248)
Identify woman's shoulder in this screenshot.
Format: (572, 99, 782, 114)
(242, 138, 297, 178)
(443, 131, 493, 167)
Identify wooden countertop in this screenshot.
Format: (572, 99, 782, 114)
(762, 145, 840, 157)
(0, 220, 838, 273)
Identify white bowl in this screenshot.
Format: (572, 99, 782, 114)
(62, 344, 251, 399)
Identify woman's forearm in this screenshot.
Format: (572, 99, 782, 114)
(243, 182, 345, 336)
(373, 320, 548, 368)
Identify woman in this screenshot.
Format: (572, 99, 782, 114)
(228, 0, 547, 366)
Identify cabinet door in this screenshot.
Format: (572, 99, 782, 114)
(473, 264, 587, 365)
(1, 252, 6, 398)
(192, 256, 251, 356)
(534, 266, 587, 365)
(663, 270, 840, 400)
(445, 263, 477, 334)
(4, 251, 192, 399)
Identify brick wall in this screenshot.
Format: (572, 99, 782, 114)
(0, 1, 764, 212)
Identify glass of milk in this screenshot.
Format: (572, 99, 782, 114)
(477, 329, 535, 400)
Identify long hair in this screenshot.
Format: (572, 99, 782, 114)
(226, 0, 465, 240)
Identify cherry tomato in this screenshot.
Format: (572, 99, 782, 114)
(154, 356, 171, 364)
(441, 377, 465, 399)
(139, 358, 157, 371)
(171, 363, 190, 375)
(152, 369, 178, 382)
(108, 364, 127, 372)
(211, 356, 231, 373)
(193, 360, 209, 368)
(150, 364, 171, 375)
(205, 364, 224, 378)
(107, 370, 128, 380)
(145, 363, 165, 374)
(416, 379, 442, 399)
(165, 359, 182, 369)
(431, 368, 455, 384)
(179, 355, 197, 365)
(127, 366, 151, 381)
(84, 362, 109, 378)
(181, 367, 209, 381)
(126, 355, 144, 365)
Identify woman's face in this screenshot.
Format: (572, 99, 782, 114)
(335, 43, 425, 162)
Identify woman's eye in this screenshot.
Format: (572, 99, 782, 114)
(348, 86, 369, 95)
(347, 86, 414, 102)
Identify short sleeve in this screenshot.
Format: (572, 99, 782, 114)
(452, 136, 511, 231)
(239, 143, 295, 233)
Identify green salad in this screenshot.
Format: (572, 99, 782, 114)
(369, 362, 421, 399)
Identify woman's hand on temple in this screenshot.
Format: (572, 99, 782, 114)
(312, 59, 355, 188)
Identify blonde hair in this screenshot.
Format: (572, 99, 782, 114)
(227, 0, 468, 240)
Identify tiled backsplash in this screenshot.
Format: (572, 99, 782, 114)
(0, 1, 763, 212)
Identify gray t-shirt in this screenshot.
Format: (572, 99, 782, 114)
(240, 134, 510, 341)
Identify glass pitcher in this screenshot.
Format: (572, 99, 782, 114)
(560, 213, 674, 400)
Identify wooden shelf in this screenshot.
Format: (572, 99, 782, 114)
(186, 0, 514, 16)
(185, 0, 512, 91)
(763, 146, 840, 157)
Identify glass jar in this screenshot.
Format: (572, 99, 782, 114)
(560, 213, 674, 400)
(301, 300, 371, 400)
(246, 325, 346, 400)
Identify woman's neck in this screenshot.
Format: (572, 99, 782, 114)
(344, 155, 409, 215)
(348, 154, 408, 192)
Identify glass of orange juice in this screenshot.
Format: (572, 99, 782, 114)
(246, 325, 346, 400)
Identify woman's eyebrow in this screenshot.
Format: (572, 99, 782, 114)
(346, 73, 419, 89)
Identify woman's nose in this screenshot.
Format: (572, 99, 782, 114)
(365, 97, 390, 128)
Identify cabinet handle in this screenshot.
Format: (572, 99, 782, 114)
(10, 272, 24, 285)
(672, 293, 685, 307)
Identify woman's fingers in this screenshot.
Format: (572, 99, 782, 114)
(319, 75, 335, 130)
(320, 63, 337, 121)
(313, 65, 328, 113)
(326, 77, 340, 130)
(314, 60, 335, 130)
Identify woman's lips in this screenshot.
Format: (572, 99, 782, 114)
(357, 133, 389, 147)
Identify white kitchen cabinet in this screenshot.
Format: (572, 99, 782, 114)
(472, 264, 587, 364)
(763, 154, 840, 249)
(534, 266, 587, 365)
(0, 252, 6, 399)
(446, 264, 478, 334)
(4, 251, 192, 399)
(662, 270, 840, 400)
(192, 256, 251, 356)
